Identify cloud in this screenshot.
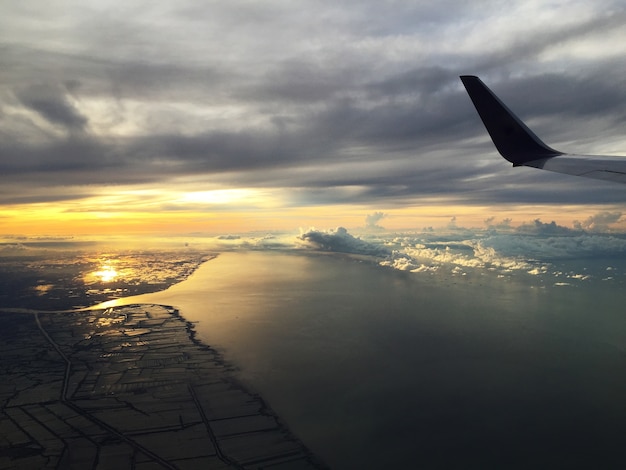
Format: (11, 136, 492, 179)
(484, 217, 513, 231)
(515, 219, 579, 236)
(298, 227, 389, 256)
(216, 235, 241, 240)
(1, 0, 626, 210)
(573, 211, 622, 232)
(368, 218, 626, 283)
(17, 83, 88, 132)
(365, 212, 386, 230)
(383, 241, 536, 274)
(0, 243, 30, 255)
(379, 252, 439, 273)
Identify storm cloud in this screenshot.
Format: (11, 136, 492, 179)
(2, 1, 626, 207)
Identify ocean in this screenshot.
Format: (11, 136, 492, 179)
(99, 250, 626, 468)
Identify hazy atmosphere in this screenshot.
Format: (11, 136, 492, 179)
(2, 1, 626, 469)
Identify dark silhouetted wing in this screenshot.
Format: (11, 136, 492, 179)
(460, 75, 626, 184)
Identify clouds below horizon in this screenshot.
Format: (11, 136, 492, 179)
(2, 1, 626, 212)
(5, 212, 626, 287)
(292, 221, 626, 286)
(189, 219, 626, 287)
(298, 227, 389, 256)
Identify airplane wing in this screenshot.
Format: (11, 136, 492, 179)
(460, 75, 626, 184)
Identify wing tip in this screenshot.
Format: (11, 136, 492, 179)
(460, 75, 562, 165)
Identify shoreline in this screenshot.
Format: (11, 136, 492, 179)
(0, 249, 218, 312)
(0, 302, 327, 469)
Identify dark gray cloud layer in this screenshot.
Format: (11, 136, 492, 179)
(2, 1, 626, 207)
(17, 83, 88, 132)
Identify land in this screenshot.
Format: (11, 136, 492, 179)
(0, 304, 326, 469)
(0, 248, 213, 310)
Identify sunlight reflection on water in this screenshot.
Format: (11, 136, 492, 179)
(98, 251, 626, 469)
(92, 264, 118, 283)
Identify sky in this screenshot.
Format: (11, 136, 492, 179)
(2, 0, 626, 237)
(3, 6, 626, 464)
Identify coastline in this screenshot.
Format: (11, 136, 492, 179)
(98, 250, 626, 469)
(0, 302, 327, 468)
(4, 249, 626, 467)
(0, 249, 217, 311)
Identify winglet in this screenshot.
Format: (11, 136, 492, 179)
(460, 75, 562, 166)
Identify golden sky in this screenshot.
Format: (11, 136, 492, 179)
(3, 185, 624, 237)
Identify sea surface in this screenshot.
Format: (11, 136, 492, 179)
(99, 251, 626, 468)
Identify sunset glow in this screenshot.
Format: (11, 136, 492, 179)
(2, 191, 625, 238)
